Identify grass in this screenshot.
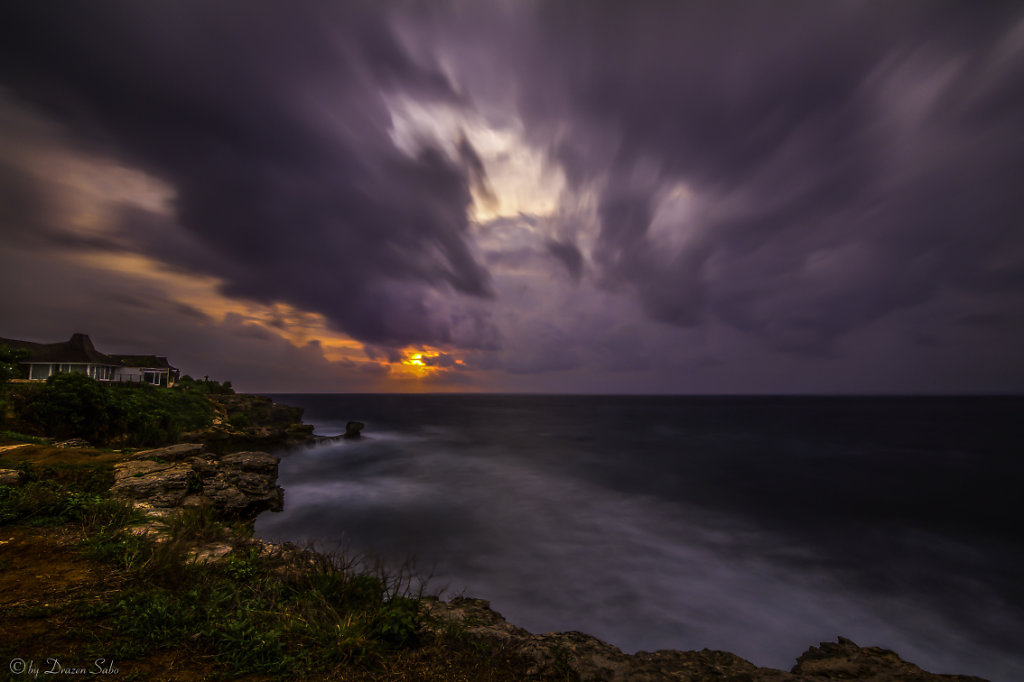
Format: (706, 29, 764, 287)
(0, 459, 120, 526)
(0, 429, 49, 445)
(0, 456, 428, 677)
(71, 530, 428, 676)
(1, 451, 540, 680)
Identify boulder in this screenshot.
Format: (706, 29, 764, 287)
(0, 469, 23, 486)
(199, 451, 283, 517)
(55, 438, 91, 449)
(111, 446, 283, 519)
(793, 636, 988, 681)
(128, 442, 206, 461)
(343, 421, 365, 439)
(111, 460, 195, 508)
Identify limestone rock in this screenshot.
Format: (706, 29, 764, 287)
(129, 443, 205, 461)
(181, 394, 314, 450)
(0, 468, 23, 486)
(793, 637, 989, 681)
(220, 451, 280, 475)
(111, 446, 282, 519)
(343, 421, 365, 439)
(198, 451, 283, 517)
(421, 598, 773, 681)
(111, 460, 194, 508)
(55, 438, 91, 448)
(420, 603, 986, 681)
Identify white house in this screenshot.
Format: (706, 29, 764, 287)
(0, 333, 180, 387)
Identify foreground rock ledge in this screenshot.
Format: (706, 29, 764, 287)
(111, 442, 283, 519)
(423, 598, 988, 681)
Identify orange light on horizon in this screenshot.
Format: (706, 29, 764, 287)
(396, 348, 465, 379)
(66, 249, 469, 388)
(400, 349, 440, 375)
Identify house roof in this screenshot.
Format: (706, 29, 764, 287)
(0, 333, 119, 365)
(110, 354, 177, 370)
(0, 334, 177, 371)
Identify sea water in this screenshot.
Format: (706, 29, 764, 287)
(254, 394, 1024, 681)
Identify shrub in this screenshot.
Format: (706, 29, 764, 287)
(24, 372, 115, 442)
(0, 344, 28, 385)
(0, 430, 48, 445)
(109, 383, 213, 446)
(227, 412, 252, 429)
(175, 375, 234, 395)
(376, 596, 421, 645)
(0, 480, 123, 527)
(18, 374, 214, 446)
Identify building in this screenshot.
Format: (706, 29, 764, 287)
(0, 333, 180, 387)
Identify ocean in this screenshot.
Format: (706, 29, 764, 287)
(254, 394, 1024, 681)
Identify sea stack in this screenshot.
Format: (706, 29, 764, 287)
(342, 421, 365, 439)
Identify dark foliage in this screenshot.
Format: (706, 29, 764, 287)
(21, 373, 213, 446)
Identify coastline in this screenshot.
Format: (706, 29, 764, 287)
(0, 395, 994, 681)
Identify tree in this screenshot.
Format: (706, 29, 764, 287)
(0, 345, 28, 428)
(26, 372, 115, 442)
(0, 344, 28, 386)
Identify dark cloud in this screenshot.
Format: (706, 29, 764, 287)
(421, 352, 459, 369)
(545, 239, 583, 282)
(363, 345, 404, 364)
(0, 2, 495, 350)
(501, 1, 1024, 354)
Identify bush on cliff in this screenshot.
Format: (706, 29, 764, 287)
(24, 372, 116, 443)
(22, 373, 214, 446)
(0, 344, 28, 385)
(109, 382, 213, 446)
(176, 374, 234, 395)
(0, 344, 29, 428)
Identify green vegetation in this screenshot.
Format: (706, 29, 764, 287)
(0, 460, 130, 527)
(74, 542, 424, 675)
(227, 411, 252, 429)
(1, 457, 434, 679)
(0, 442, 535, 679)
(0, 344, 29, 429)
(0, 429, 48, 444)
(13, 373, 214, 446)
(0, 344, 28, 384)
(177, 374, 235, 395)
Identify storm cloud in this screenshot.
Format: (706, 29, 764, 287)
(2, 1, 1023, 392)
(503, 2, 1024, 352)
(1, 3, 495, 350)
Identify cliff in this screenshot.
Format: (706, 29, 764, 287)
(422, 598, 986, 681)
(1, 377, 314, 450)
(178, 392, 315, 450)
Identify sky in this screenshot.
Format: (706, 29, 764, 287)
(1, 1, 1023, 394)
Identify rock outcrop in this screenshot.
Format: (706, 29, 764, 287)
(342, 420, 365, 439)
(181, 393, 315, 450)
(111, 442, 283, 519)
(0, 468, 23, 486)
(790, 636, 986, 681)
(421, 598, 988, 682)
